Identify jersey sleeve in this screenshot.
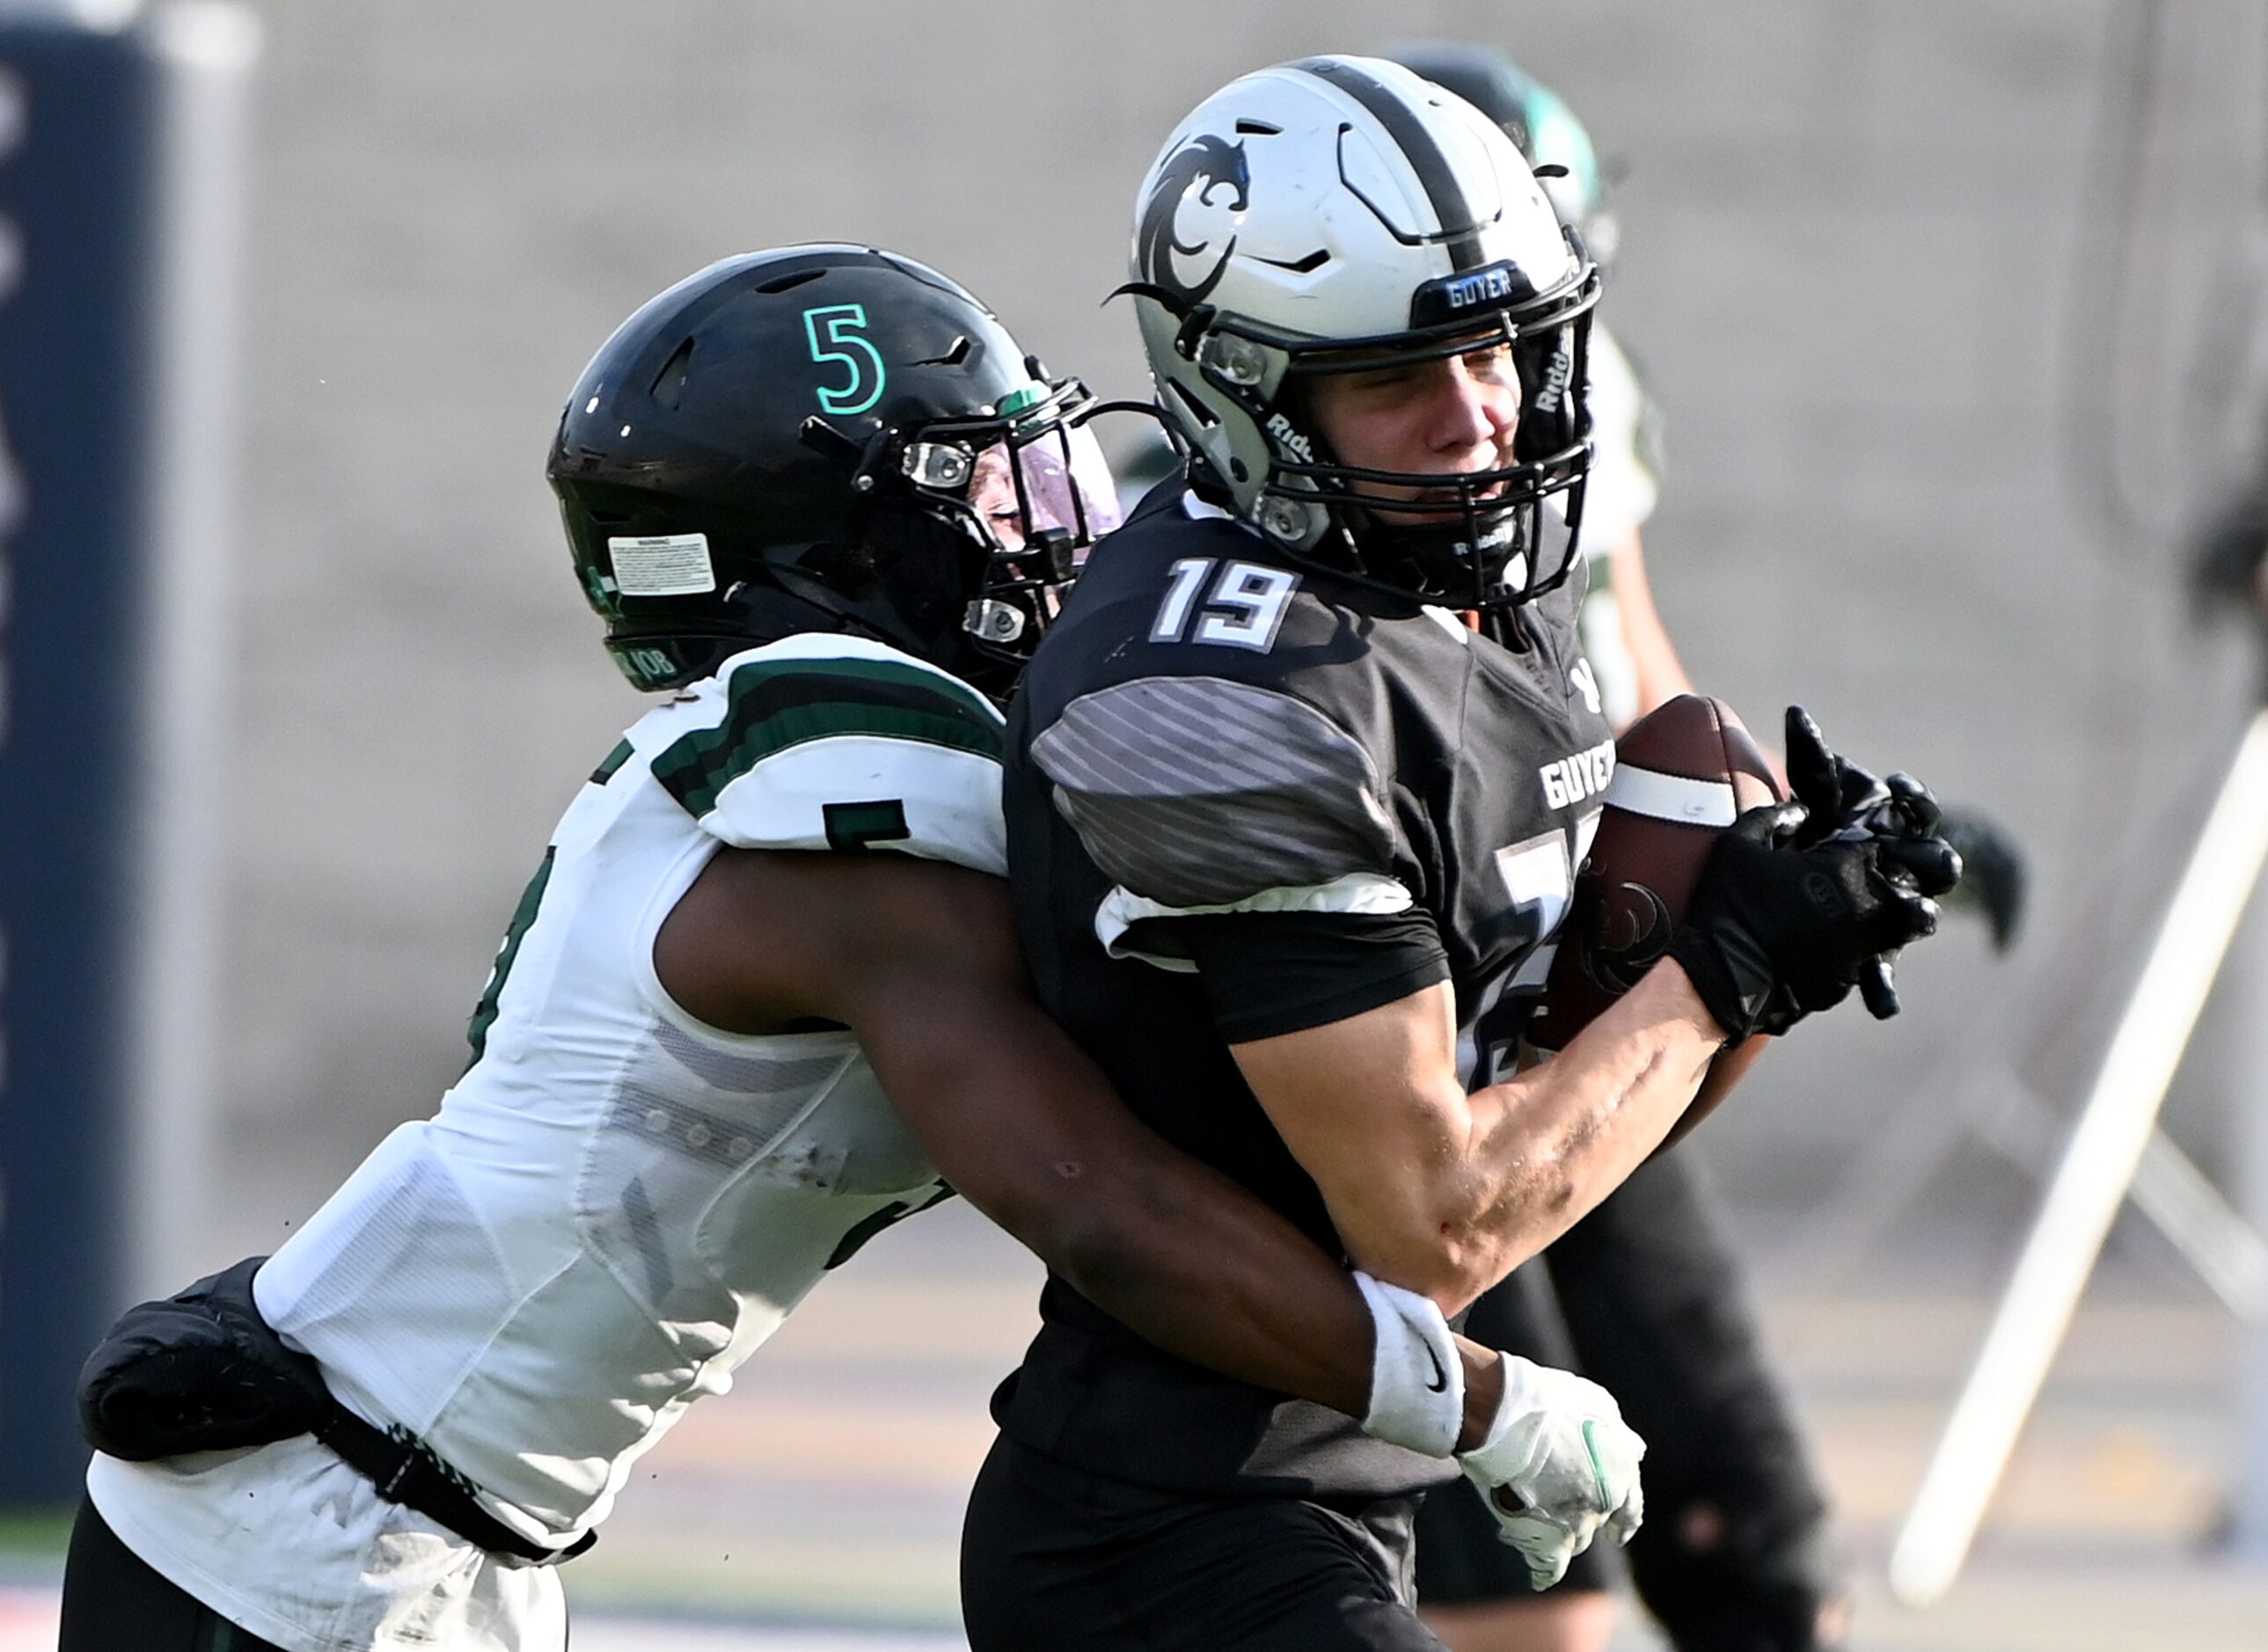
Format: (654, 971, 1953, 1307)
(1030, 671, 1409, 914)
(1171, 909, 1450, 1042)
(1030, 669, 1445, 1034)
(649, 639, 1007, 876)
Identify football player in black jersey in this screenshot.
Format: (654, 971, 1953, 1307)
(960, 57, 1958, 1652)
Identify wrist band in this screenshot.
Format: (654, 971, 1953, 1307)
(1353, 1271, 1463, 1458)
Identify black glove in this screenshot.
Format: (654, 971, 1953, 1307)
(1781, 706, 1943, 851)
(1935, 806, 2027, 950)
(1781, 707, 1964, 1016)
(1781, 707, 1896, 847)
(1668, 712, 1959, 1039)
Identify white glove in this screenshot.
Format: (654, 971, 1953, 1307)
(1455, 1352, 1645, 1590)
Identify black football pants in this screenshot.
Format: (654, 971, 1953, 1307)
(962, 1433, 1448, 1650)
(57, 1496, 290, 1652)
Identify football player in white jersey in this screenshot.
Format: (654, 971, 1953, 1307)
(61, 246, 1649, 1652)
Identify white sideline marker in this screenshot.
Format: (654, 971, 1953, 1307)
(1889, 707, 2268, 1608)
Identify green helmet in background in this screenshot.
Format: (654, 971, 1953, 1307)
(1389, 44, 1618, 269)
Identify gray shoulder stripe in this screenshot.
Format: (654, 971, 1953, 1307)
(1065, 688, 1323, 800)
(1035, 676, 1383, 800)
(1054, 786, 1389, 910)
(1035, 676, 1396, 908)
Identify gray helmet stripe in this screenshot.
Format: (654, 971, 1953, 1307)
(1291, 57, 1489, 272)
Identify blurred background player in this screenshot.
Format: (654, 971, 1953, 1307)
(1388, 43, 2029, 1652)
(62, 245, 1641, 1652)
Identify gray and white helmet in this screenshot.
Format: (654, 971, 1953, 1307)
(1126, 55, 1599, 609)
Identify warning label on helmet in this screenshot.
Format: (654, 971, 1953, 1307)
(608, 533, 715, 596)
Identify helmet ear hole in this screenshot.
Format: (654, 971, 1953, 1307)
(1167, 378, 1218, 429)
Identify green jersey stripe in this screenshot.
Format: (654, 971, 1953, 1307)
(465, 845, 557, 1067)
(589, 739, 636, 786)
(654, 656, 1003, 819)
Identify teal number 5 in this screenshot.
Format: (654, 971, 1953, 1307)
(803, 303, 886, 416)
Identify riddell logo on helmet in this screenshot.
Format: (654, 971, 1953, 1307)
(1532, 347, 1571, 414)
(1265, 413, 1314, 463)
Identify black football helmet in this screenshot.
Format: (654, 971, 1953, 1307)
(549, 245, 1120, 695)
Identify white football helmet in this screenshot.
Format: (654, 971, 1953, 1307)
(1126, 55, 1599, 609)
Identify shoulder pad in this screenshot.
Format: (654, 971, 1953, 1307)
(652, 637, 1006, 874)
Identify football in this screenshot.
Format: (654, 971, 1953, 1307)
(1525, 694, 1785, 1149)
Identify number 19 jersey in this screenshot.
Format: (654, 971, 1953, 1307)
(996, 485, 1614, 1501)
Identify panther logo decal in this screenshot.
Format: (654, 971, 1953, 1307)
(1137, 134, 1251, 310)
(1579, 881, 1674, 995)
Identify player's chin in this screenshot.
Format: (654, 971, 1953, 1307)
(1391, 479, 1512, 522)
(1361, 490, 1507, 525)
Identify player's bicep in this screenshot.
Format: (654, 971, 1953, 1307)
(656, 848, 1022, 1038)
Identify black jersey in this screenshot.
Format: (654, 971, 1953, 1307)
(997, 482, 1615, 1500)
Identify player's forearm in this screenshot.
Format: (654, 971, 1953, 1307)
(1445, 961, 1721, 1296)
(1038, 1149, 1375, 1422)
(1454, 1332, 1506, 1452)
(866, 982, 1469, 1435)
(1040, 1155, 1511, 1451)
(1237, 972, 1720, 1313)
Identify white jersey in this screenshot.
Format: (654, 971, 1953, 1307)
(88, 633, 1006, 1652)
(1575, 324, 1664, 730)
